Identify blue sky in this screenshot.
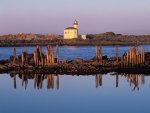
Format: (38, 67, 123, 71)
(0, 0, 150, 35)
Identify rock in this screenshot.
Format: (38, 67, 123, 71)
(145, 52, 150, 61)
(60, 59, 68, 64)
(0, 60, 8, 64)
(0, 64, 8, 71)
(72, 58, 83, 64)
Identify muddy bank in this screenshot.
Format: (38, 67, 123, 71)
(0, 57, 149, 75)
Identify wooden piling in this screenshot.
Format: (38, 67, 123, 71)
(95, 46, 102, 65)
(40, 47, 44, 66)
(21, 51, 24, 66)
(140, 46, 145, 64)
(95, 46, 98, 63)
(99, 46, 102, 65)
(13, 48, 16, 63)
(116, 46, 118, 64)
(56, 44, 59, 63)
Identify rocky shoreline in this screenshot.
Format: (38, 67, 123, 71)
(0, 57, 150, 75)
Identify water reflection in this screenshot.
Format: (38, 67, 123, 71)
(10, 73, 59, 90)
(9, 73, 145, 91)
(95, 74, 102, 88)
(95, 74, 145, 91)
(125, 74, 145, 91)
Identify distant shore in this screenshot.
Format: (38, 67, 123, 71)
(0, 39, 150, 47)
(0, 32, 150, 46)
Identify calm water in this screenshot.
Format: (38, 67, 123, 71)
(0, 73, 150, 113)
(0, 45, 150, 60)
(0, 45, 150, 113)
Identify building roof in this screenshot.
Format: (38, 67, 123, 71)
(65, 27, 77, 30)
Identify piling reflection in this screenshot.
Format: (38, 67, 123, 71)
(95, 74, 102, 88)
(9, 73, 59, 90)
(9, 73, 145, 91)
(34, 74, 44, 89)
(125, 74, 145, 91)
(95, 74, 145, 91)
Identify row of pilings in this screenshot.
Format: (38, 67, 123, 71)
(12, 44, 146, 68)
(120, 46, 145, 66)
(95, 45, 145, 67)
(12, 45, 59, 66)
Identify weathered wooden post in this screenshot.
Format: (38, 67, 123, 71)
(13, 48, 16, 63)
(46, 45, 54, 66)
(135, 45, 139, 65)
(133, 47, 135, 65)
(21, 51, 24, 66)
(56, 44, 59, 63)
(40, 47, 44, 66)
(95, 46, 98, 63)
(34, 49, 36, 66)
(129, 47, 132, 66)
(124, 55, 126, 67)
(99, 46, 102, 65)
(142, 47, 145, 64)
(116, 46, 118, 65)
(138, 54, 141, 64)
(46, 47, 49, 66)
(140, 46, 145, 64)
(127, 52, 129, 66)
(131, 48, 134, 66)
(52, 46, 54, 64)
(96, 46, 102, 65)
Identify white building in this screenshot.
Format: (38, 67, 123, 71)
(81, 35, 87, 40)
(64, 20, 78, 39)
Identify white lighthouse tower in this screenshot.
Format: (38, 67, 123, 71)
(73, 20, 78, 29)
